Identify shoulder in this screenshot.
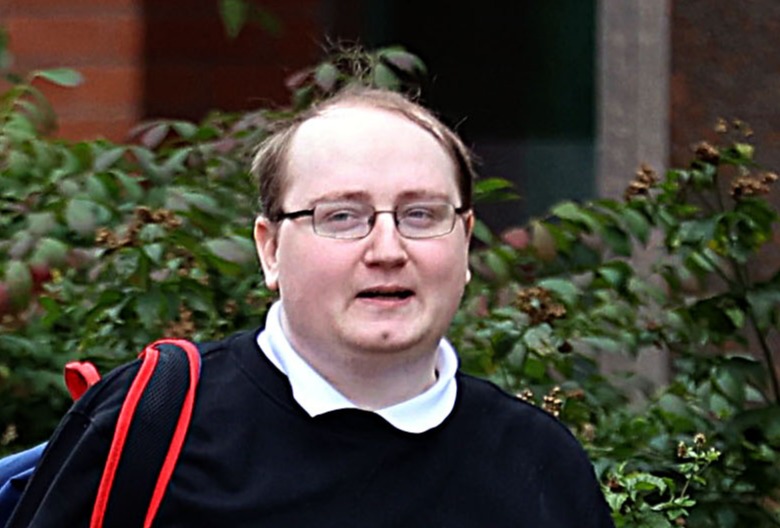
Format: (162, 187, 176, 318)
(75, 327, 263, 425)
(455, 372, 587, 455)
(454, 373, 614, 526)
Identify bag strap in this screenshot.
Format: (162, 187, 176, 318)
(90, 338, 201, 528)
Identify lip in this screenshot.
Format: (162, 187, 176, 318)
(355, 285, 416, 303)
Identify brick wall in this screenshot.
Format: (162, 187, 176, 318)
(142, 0, 323, 121)
(671, 0, 780, 280)
(2, 0, 145, 140)
(1, 0, 324, 141)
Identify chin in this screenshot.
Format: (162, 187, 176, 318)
(346, 330, 429, 355)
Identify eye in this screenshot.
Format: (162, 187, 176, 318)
(401, 204, 443, 225)
(316, 203, 367, 226)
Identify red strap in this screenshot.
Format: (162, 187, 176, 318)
(64, 361, 102, 401)
(143, 339, 200, 528)
(90, 346, 160, 528)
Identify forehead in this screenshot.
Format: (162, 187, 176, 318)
(283, 105, 458, 205)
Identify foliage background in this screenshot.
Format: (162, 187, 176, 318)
(1, 27, 779, 527)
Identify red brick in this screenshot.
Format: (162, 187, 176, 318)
(4, 0, 139, 15)
(55, 116, 138, 142)
(210, 64, 295, 110)
(32, 65, 142, 116)
(6, 14, 143, 67)
(142, 64, 212, 119)
(143, 4, 322, 64)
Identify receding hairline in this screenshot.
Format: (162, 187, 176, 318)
(252, 88, 476, 220)
(288, 101, 457, 165)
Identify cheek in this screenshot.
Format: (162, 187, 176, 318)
(417, 242, 469, 288)
(276, 238, 355, 294)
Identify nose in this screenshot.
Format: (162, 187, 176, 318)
(362, 211, 408, 268)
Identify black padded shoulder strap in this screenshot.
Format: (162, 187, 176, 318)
(93, 339, 201, 528)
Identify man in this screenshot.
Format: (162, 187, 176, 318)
(10, 88, 614, 527)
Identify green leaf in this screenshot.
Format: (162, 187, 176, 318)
(734, 142, 754, 160)
(142, 243, 165, 264)
(205, 238, 255, 265)
(0, 334, 36, 354)
(65, 199, 98, 236)
(85, 174, 111, 202)
(172, 121, 198, 138)
(622, 208, 651, 244)
(378, 48, 427, 75)
(161, 147, 192, 177)
(135, 289, 163, 330)
(471, 219, 495, 245)
(32, 68, 83, 87)
(26, 212, 57, 236)
(93, 147, 126, 172)
(484, 250, 511, 282)
(5, 260, 33, 307)
(714, 367, 745, 406)
(579, 336, 623, 354)
(551, 201, 600, 232)
(537, 278, 580, 305)
(372, 63, 400, 90)
(314, 63, 339, 92)
(474, 177, 519, 203)
(596, 261, 633, 290)
(179, 191, 220, 215)
(746, 284, 780, 330)
(677, 218, 716, 245)
(141, 123, 169, 148)
(30, 238, 69, 268)
(114, 171, 145, 202)
(600, 225, 632, 256)
(219, 0, 249, 39)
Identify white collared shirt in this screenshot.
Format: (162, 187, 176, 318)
(256, 301, 458, 434)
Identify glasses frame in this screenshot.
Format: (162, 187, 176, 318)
(274, 202, 471, 240)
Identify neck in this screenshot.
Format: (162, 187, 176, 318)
(288, 334, 439, 410)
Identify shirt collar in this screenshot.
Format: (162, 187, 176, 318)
(257, 301, 458, 434)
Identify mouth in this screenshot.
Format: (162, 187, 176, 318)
(356, 287, 415, 301)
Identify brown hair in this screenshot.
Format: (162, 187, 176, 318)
(251, 87, 476, 221)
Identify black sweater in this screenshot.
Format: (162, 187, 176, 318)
(11, 328, 614, 527)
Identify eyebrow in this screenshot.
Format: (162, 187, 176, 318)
(307, 189, 454, 207)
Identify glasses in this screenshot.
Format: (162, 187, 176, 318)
(274, 201, 470, 240)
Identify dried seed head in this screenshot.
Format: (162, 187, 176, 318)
(694, 433, 707, 447)
(580, 422, 596, 442)
(95, 227, 116, 247)
(1, 424, 18, 446)
(731, 174, 772, 199)
(694, 141, 720, 164)
(542, 386, 563, 417)
(760, 171, 778, 184)
(515, 287, 567, 326)
(714, 117, 728, 134)
(624, 163, 658, 201)
(677, 441, 688, 458)
(134, 206, 154, 223)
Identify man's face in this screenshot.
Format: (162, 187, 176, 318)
(254, 104, 472, 362)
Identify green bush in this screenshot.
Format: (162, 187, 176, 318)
(457, 128, 780, 526)
(1, 43, 779, 527)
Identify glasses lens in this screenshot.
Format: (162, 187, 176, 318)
(313, 202, 371, 238)
(397, 203, 455, 239)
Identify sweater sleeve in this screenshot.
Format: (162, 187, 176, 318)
(7, 362, 139, 528)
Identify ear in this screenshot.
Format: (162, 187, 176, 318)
(463, 211, 475, 284)
(254, 216, 280, 290)
(463, 211, 475, 240)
